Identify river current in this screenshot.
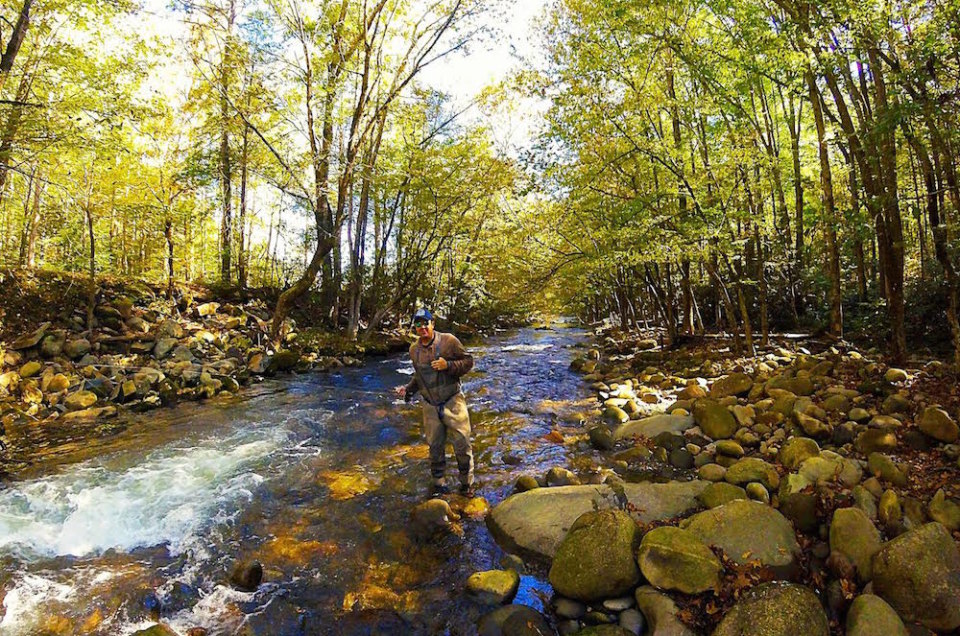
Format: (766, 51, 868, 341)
(0, 324, 595, 635)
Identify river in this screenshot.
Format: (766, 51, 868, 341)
(0, 323, 596, 635)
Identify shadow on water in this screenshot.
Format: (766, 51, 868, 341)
(0, 323, 597, 635)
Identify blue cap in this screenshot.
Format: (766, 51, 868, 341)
(412, 308, 433, 323)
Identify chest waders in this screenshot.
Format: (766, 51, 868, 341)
(412, 336, 461, 419)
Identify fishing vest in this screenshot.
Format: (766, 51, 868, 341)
(411, 333, 462, 407)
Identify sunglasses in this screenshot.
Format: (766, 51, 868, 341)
(413, 321, 430, 329)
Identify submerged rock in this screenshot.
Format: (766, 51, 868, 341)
(466, 569, 520, 605)
(229, 560, 263, 592)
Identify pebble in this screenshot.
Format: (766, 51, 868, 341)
(602, 596, 634, 611)
(553, 597, 587, 619)
(619, 608, 645, 635)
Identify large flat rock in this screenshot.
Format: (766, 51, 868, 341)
(487, 481, 707, 561)
(614, 414, 695, 440)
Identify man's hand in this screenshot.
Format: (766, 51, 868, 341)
(431, 357, 448, 371)
(393, 385, 407, 399)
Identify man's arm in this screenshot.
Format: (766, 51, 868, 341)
(443, 334, 474, 377)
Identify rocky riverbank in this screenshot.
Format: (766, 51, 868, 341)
(474, 329, 960, 635)
(0, 271, 407, 472)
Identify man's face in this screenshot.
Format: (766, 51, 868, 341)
(414, 318, 434, 340)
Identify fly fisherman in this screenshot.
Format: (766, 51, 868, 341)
(393, 308, 476, 497)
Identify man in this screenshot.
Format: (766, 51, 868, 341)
(394, 308, 476, 497)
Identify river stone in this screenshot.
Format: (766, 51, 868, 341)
(618, 608, 645, 636)
(745, 482, 769, 504)
(604, 405, 629, 425)
(693, 399, 738, 440)
(821, 394, 850, 413)
(154, 337, 178, 359)
(918, 407, 959, 443)
(19, 361, 42, 378)
(677, 384, 706, 400)
(681, 500, 800, 578)
(710, 373, 753, 398)
(636, 526, 721, 594)
(40, 331, 66, 358)
(852, 486, 878, 520)
(553, 597, 586, 619)
(698, 463, 727, 482)
(229, 560, 262, 592)
(548, 510, 640, 602)
(778, 437, 820, 470)
(46, 373, 70, 393)
(131, 626, 178, 636)
(848, 407, 871, 422)
(614, 414, 694, 440)
(466, 570, 520, 605)
(724, 458, 779, 490)
(872, 522, 960, 631)
(514, 476, 539, 493)
(829, 507, 881, 581)
(487, 482, 706, 561)
(928, 489, 960, 531)
(269, 350, 299, 372)
(884, 368, 908, 383)
(766, 376, 814, 396)
(845, 594, 908, 636)
(589, 426, 616, 450)
(867, 453, 907, 487)
(881, 393, 912, 415)
(715, 440, 744, 458)
(634, 586, 697, 636)
(577, 627, 632, 636)
(698, 482, 747, 509)
(712, 582, 829, 636)
(856, 429, 898, 454)
(545, 467, 580, 487)
(411, 499, 459, 537)
(478, 604, 551, 636)
(11, 322, 49, 350)
(793, 412, 829, 438)
(878, 490, 902, 528)
(64, 390, 98, 411)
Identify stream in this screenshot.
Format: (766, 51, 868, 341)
(0, 323, 596, 635)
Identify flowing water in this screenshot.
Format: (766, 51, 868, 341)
(0, 324, 597, 635)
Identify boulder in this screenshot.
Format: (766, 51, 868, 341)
(545, 467, 580, 487)
(11, 322, 49, 350)
(466, 570, 520, 605)
(692, 399, 738, 440)
(724, 458, 780, 490)
(712, 582, 829, 636)
(871, 522, 960, 631)
(614, 414, 694, 440)
(64, 390, 98, 411)
(856, 429, 898, 455)
(881, 393, 911, 415)
(778, 437, 820, 470)
(548, 509, 641, 602)
(269, 350, 299, 372)
(636, 526, 721, 594)
(698, 482, 747, 509)
(766, 376, 814, 396)
(867, 453, 907, 487)
(829, 507, 881, 581)
(928, 489, 960, 531)
(710, 373, 753, 398)
(793, 412, 829, 438)
(634, 586, 697, 636)
(918, 407, 959, 443)
(478, 605, 551, 636)
(487, 482, 706, 561)
(681, 500, 801, 578)
(603, 405, 629, 425)
(884, 368, 908, 383)
(845, 594, 908, 636)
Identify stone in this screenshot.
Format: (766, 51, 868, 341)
(681, 500, 801, 578)
(879, 490, 902, 529)
(636, 526, 721, 594)
(872, 523, 960, 631)
(766, 376, 814, 396)
(618, 608, 645, 636)
(845, 594, 909, 636)
(852, 486, 878, 520)
(514, 475, 539, 493)
(62, 338, 91, 360)
(697, 463, 726, 482)
(466, 570, 520, 605)
(229, 560, 262, 592)
(730, 405, 755, 428)
(884, 368, 908, 383)
(856, 429, 898, 454)
(603, 405, 629, 425)
(821, 394, 850, 413)
(724, 458, 780, 490)
(868, 414, 902, 429)
(780, 491, 818, 534)
(577, 627, 632, 636)
(698, 482, 748, 509)
(715, 440, 744, 458)
(867, 453, 907, 487)
(553, 597, 586, 619)
(589, 426, 616, 450)
(487, 482, 706, 561)
(692, 399, 738, 440)
(478, 605, 550, 636)
(196, 302, 220, 317)
(10, 322, 49, 350)
(882, 394, 912, 415)
(712, 582, 829, 636)
(548, 510, 641, 602)
(745, 482, 769, 504)
(794, 412, 829, 438)
(634, 586, 697, 636)
(848, 407, 871, 423)
(668, 448, 694, 469)
(40, 331, 66, 358)
(614, 414, 694, 440)
(677, 384, 706, 400)
(64, 390, 98, 411)
(710, 373, 753, 398)
(411, 499, 459, 537)
(545, 467, 580, 487)
(154, 337, 178, 359)
(61, 406, 117, 422)
(45, 373, 70, 393)
(131, 626, 178, 636)
(830, 507, 881, 581)
(928, 489, 960, 531)
(918, 407, 959, 443)
(19, 361, 42, 378)
(778, 437, 820, 470)
(269, 350, 299, 372)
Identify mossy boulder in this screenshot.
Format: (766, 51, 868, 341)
(872, 522, 960, 631)
(766, 376, 814, 396)
(548, 509, 641, 602)
(829, 507, 881, 581)
(710, 373, 753, 398)
(692, 399, 738, 440)
(778, 437, 820, 471)
(698, 482, 747, 509)
(724, 458, 780, 490)
(867, 453, 907, 487)
(712, 582, 829, 636)
(845, 594, 908, 636)
(636, 526, 721, 594)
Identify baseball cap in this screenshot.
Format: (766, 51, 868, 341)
(412, 308, 433, 324)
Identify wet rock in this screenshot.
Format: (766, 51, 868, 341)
(614, 414, 693, 440)
(778, 437, 820, 470)
(681, 500, 801, 578)
(548, 509, 640, 602)
(514, 475, 539, 493)
(928, 489, 960, 531)
(697, 482, 747, 509)
(872, 522, 960, 631)
(918, 407, 959, 443)
(712, 582, 828, 636)
(488, 482, 706, 560)
(633, 586, 696, 636)
(710, 373, 753, 398)
(830, 507, 881, 581)
(64, 390, 98, 411)
(603, 405, 629, 425)
(589, 426, 616, 450)
(845, 594, 908, 636)
(692, 399, 737, 440)
(229, 560, 262, 592)
(61, 406, 117, 422)
(545, 467, 580, 487)
(636, 526, 721, 594)
(466, 569, 520, 604)
(411, 499, 460, 538)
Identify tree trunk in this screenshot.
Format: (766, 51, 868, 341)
(0, 0, 32, 94)
(238, 121, 248, 288)
(218, 0, 235, 283)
